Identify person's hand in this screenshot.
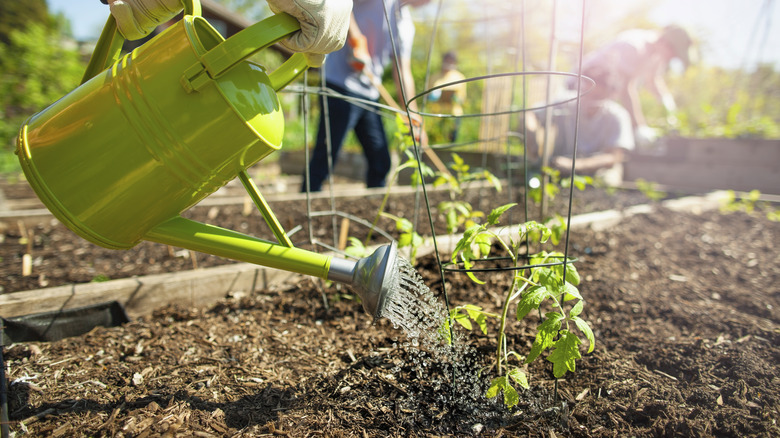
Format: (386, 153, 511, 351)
(266, 0, 351, 68)
(401, 114, 427, 145)
(347, 34, 372, 72)
(634, 125, 659, 149)
(106, 0, 183, 41)
(552, 156, 573, 175)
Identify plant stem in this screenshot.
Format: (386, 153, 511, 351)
(495, 250, 521, 376)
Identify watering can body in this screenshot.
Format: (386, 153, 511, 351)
(18, 12, 297, 250)
(15, 2, 401, 318)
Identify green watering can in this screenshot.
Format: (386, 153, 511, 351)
(16, 0, 398, 320)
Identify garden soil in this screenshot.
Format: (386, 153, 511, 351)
(1, 179, 778, 437)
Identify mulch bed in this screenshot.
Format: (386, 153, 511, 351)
(1, 179, 778, 436)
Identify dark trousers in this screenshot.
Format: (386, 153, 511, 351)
(303, 83, 391, 192)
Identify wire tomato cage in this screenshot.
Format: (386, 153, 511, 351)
(285, 0, 591, 319)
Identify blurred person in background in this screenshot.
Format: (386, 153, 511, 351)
(579, 25, 696, 147)
(303, 0, 430, 192)
(427, 51, 467, 144)
(526, 64, 634, 186)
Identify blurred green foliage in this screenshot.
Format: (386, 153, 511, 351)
(0, 0, 50, 45)
(0, 1, 84, 173)
(645, 64, 780, 139)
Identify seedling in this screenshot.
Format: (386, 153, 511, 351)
(380, 212, 424, 264)
(720, 189, 780, 222)
(434, 152, 502, 235)
(529, 166, 592, 205)
(446, 203, 595, 408)
(634, 178, 666, 202)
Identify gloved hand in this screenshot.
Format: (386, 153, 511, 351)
(634, 125, 659, 149)
(106, 0, 183, 41)
(347, 34, 372, 72)
(266, 0, 351, 67)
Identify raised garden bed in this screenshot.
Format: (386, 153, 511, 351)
(0, 179, 778, 436)
(625, 136, 780, 195)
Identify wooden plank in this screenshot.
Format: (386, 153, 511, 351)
(664, 137, 780, 166)
(0, 263, 296, 319)
(624, 160, 780, 194)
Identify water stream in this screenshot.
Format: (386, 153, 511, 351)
(378, 256, 504, 427)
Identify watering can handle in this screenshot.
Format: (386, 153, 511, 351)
(196, 13, 309, 91)
(82, 0, 202, 84)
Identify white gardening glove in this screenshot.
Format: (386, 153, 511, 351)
(266, 0, 351, 67)
(634, 125, 659, 149)
(107, 0, 183, 40)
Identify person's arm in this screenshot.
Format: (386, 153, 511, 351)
(391, 53, 427, 146)
(552, 149, 625, 176)
(345, 13, 372, 71)
(621, 78, 646, 128)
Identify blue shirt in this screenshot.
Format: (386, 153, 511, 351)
(322, 0, 413, 100)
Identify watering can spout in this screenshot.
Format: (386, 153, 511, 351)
(145, 216, 398, 320)
(327, 242, 398, 320)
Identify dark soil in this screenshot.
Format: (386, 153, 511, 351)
(1, 178, 779, 437)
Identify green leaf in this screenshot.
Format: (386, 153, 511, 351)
(486, 375, 519, 408)
(534, 268, 558, 290)
(395, 217, 413, 233)
(461, 254, 486, 285)
(474, 312, 488, 335)
(452, 225, 484, 260)
(433, 175, 449, 188)
(569, 299, 584, 318)
(549, 215, 567, 245)
(452, 224, 483, 259)
(521, 221, 551, 243)
(507, 367, 529, 390)
(446, 209, 458, 233)
(487, 203, 516, 226)
(411, 232, 424, 248)
(452, 152, 464, 166)
(474, 233, 493, 258)
(547, 330, 582, 378)
(395, 159, 418, 172)
(561, 282, 582, 301)
(486, 376, 503, 399)
(526, 312, 563, 363)
(564, 263, 580, 286)
(516, 285, 551, 320)
(483, 170, 503, 192)
(463, 304, 489, 334)
(503, 381, 519, 408)
(452, 309, 472, 330)
(573, 316, 596, 353)
(344, 237, 369, 258)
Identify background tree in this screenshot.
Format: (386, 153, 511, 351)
(0, 1, 84, 171)
(0, 0, 50, 45)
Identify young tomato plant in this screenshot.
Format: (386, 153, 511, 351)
(447, 203, 595, 409)
(720, 189, 780, 222)
(634, 178, 666, 202)
(434, 152, 502, 235)
(529, 166, 593, 206)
